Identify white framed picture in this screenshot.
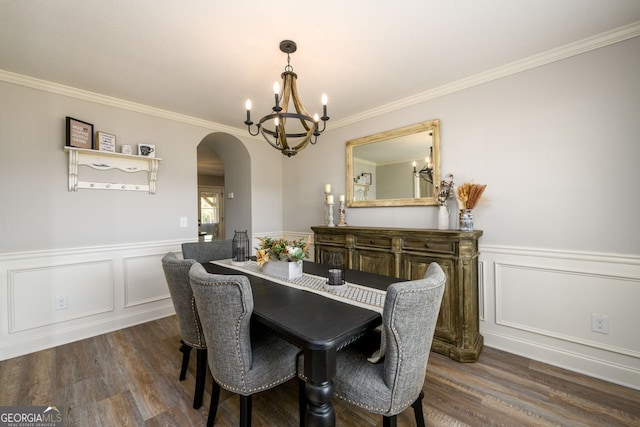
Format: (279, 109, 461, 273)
(138, 144, 156, 157)
(96, 131, 116, 152)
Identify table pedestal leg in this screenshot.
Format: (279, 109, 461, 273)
(305, 380, 333, 426)
(304, 348, 336, 427)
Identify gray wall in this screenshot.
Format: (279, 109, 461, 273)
(278, 37, 640, 389)
(0, 82, 284, 253)
(283, 37, 640, 255)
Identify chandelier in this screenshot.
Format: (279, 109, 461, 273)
(244, 40, 329, 157)
(413, 146, 434, 183)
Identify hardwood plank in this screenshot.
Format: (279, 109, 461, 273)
(1, 316, 638, 427)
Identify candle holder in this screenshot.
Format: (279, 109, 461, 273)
(327, 199, 335, 227)
(325, 252, 345, 292)
(324, 191, 332, 225)
(338, 199, 347, 226)
(231, 230, 250, 265)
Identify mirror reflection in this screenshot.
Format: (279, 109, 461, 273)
(346, 120, 440, 207)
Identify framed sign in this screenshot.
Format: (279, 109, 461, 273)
(362, 173, 372, 185)
(66, 117, 94, 149)
(96, 132, 116, 152)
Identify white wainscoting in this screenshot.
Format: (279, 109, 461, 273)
(2, 236, 638, 390)
(0, 240, 185, 361)
(480, 246, 640, 390)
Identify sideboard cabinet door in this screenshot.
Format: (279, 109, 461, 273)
(402, 254, 457, 347)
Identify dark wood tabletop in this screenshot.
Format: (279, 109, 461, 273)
(202, 260, 400, 427)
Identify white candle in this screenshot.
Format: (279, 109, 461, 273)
(327, 195, 334, 204)
(339, 194, 345, 202)
(325, 184, 331, 193)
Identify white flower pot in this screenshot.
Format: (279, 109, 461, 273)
(262, 260, 303, 280)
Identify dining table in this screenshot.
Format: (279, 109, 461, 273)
(203, 260, 401, 427)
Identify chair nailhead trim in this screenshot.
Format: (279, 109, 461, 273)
(213, 373, 296, 394)
(190, 297, 206, 348)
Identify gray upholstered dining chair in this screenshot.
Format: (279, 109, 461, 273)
(189, 263, 300, 427)
(181, 239, 233, 264)
(298, 262, 446, 427)
(161, 252, 207, 409)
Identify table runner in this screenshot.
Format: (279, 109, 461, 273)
(210, 259, 385, 314)
(210, 259, 387, 363)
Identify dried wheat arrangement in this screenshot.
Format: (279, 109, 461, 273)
(456, 182, 487, 210)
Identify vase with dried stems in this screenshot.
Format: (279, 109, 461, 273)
(456, 182, 487, 231)
(435, 174, 455, 229)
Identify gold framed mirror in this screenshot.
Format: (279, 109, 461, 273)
(346, 119, 440, 207)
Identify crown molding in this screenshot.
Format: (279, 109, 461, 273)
(0, 69, 249, 138)
(331, 21, 640, 129)
(1, 22, 638, 133)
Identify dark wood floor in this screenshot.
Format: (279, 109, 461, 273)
(1, 316, 638, 426)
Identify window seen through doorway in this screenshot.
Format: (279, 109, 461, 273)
(199, 187, 223, 241)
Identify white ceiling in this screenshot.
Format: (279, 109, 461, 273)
(2, 1, 640, 175)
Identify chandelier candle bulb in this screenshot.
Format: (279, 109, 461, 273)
(321, 94, 328, 119)
(245, 99, 252, 122)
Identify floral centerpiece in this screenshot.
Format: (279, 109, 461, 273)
(255, 236, 310, 280)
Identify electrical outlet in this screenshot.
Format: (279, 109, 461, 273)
(591, 313, 609, 334)
(55, 295, 68, 311)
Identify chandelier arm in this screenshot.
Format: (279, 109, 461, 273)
(315, 119, 327, 133)
(288, 127, 315, 152)
(260, 127, 284, 150)
(259, 113, 315, 138)
(280, 72, 293, 115)
(277, 119, 290, 151)
(289, 74, 314, 132)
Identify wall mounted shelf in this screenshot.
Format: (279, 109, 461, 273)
(64, 147, 161, 194)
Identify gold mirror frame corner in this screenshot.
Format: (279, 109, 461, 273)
(346, 119, 441, 208)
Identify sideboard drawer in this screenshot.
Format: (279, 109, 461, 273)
(402, 239, 455, 254)
(354, 235, 392, 249)
(316, 233, 347, 244)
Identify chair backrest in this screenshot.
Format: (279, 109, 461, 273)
(161, 252, 205, 349)
(188, 263, 254, 391)
(181, 239, 233, 263)
(382, 262, 445, 411)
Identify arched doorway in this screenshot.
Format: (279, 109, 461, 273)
(196, 133, 252, 242)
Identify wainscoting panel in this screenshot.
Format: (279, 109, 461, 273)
(495, 261, 640, 357)
(0, 240, 184, 361)
(124, 253, 171, 307)
(8, 259, 114, 333)
(480, 246, 640, 390)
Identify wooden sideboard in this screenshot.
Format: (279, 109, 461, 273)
(311, 226, 483, 362)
